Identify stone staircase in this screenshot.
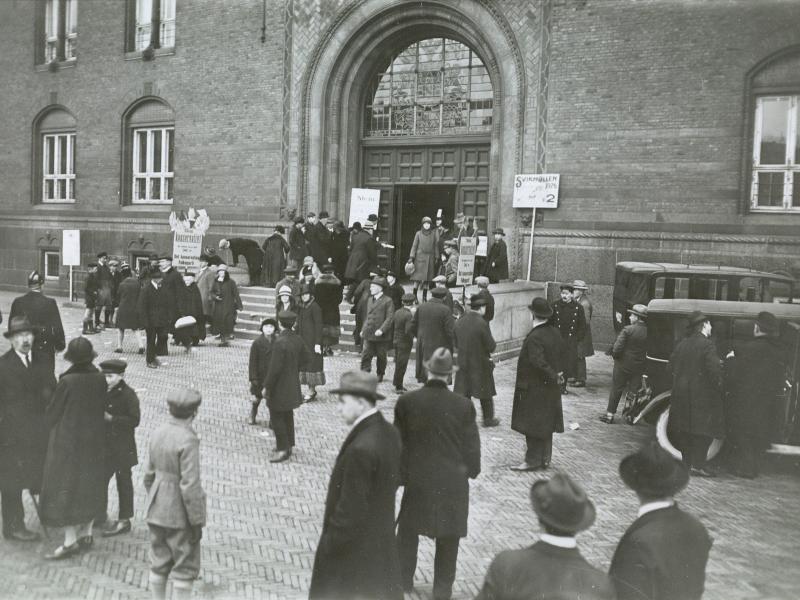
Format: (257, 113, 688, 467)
(235, 286, 523, 361)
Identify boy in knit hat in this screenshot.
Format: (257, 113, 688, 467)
(144, 388, 206, 600)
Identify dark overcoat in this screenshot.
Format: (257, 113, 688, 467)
(669, 332, 724, 438)
(577, 294, 595, 358)
(385, 282, 404, 311)
(394, 380, 481, 538)
(411, 298, 455, 381)
(361, 294, 394, 343)
(0, 349, 56, 491)
(330, 229, 350, 280)
(84, 272, 99, 308)
(477, 288, 495, 323)
(104, 380, 140, 471)
(115, 276, 142, 330)
(483, 239, 508, 282)
(248, 334, 274, 390)
(511, 322, 566, 438)
(262, 232, 289, 288)
(726, 336, 785, 448)
(307, 222, 331, 267)
(345, 230, 378, 282)
(211, 277, 242, 336)
(161, 267, 183, 324)
(40, 363, 107, 527)
(263, 329, 308, 411)
(137, 281, 172, 329)
(309, 412, 403, 600)
(177, 282, 204, 338)
(610, 505, 712, 600)
(552, 299, 587, 376)
(229, 238, 264, 275)
(288, 226, 310, 264)
(314, 273, 343, 343)
(477, 542, 615, 600)
(612, 321, 648, 372)
(9, 291, 65, 358)
(454, 311, 497, 399)
(297, 299, 324, 373)
(392, 307, 414, 348)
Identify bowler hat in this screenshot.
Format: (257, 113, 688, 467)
(687, 311, 709, 327)
(319, 211, 329, 219)
(100, 359, 127, 374)
(528, 297, 553, 319)
(4, 316, 35, 338)
(475, 276, 490, 287)
(628, 304, 648, 319)
(572, 280, 588, 291)
(424, 347, 457, 375)
(430, 287, 448, 299)
(619, 442, 689, 498)
(64, 337, 97, 364)
(331, 371, 385, 402)
(27, 270, 45, 287)
(756, 311, 779, 336)
(367, 214, 378, 222)
(469, 294, 487, 308)
(492, 228, 506, 236)
(371, 277, 388, 289)
(260, 317, 278, 329)
(530, 472, 596, 534)
(166, 388, 202, 417)
(402, 293, 416, 305)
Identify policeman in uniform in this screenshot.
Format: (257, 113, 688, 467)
(551, 283, 586, 394)
(9, 270, 65, 374)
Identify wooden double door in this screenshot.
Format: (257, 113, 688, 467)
(361, 142, 490, 272)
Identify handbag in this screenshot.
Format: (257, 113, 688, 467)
(404, 260, 415, 276)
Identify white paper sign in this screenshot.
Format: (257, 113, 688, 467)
(349, 188, 381, 227)
(512, 174, 560, 208)
(476, 235, 488, 257)
(62, 230, 80, 266)
(456, 237, 478, 286)
(172, 232, 203, 270)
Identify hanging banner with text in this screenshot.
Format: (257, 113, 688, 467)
(348, 188, 381, 227)
(172, 232, 203, 270)
(512, 174, 560, 208)
(62, 230, 81, 266)
(456, 236, 478, 286)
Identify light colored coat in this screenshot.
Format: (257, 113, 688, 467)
(143, 417, 207, 528)
(195, 266, 216, 316)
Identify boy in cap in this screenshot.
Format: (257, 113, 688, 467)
(442, 239, 460, 287)
(144, 388, 206, 600)
(248, 318, 277, 425)
(477, 473, 614, 600)
(392, 293, 416, 393)
(100, 359, 140, 537)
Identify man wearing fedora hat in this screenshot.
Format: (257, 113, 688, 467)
(482, 228, 508, 283)
(309, 371, 403, 600)
(724, 311, 785, 478)
(511, 297, 567, 472)
(360, 277, 395, 382)
(394, 348, 481, 599)
(601, 303, 649, 424)
(669, 311, 723, 477)
(411, 287, 455, 383)
(0, 316, 57, 542)
(477, 472, 614, 600)
(610, 442, 712, 600)
(454, 294, 499, 427)
(572, 280, 594, 387)
(9, 270, 65, 374)
(345, 217, 379, 285)
(552, 283, 587, 394)
(138, 270, 172, 368)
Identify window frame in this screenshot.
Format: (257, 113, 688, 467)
(38, 0, 78, 65)
(41, 132, 76, 204)
(42, 250, 61, 280)
(131, 126, 174, 204)
(128, 0, 176, 53)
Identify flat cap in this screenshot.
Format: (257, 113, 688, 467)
(100, 359, 128, 374)
(167, 388, 202, 412)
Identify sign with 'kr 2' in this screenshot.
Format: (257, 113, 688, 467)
(512, 174, 560, 208)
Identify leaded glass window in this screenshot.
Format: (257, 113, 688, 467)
(365, 38, 493, 137)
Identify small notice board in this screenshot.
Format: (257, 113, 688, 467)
(512, 174, 560, 208)
(348, 188, 381, 227)
(172, 232, 203, 270)
(456, 236, 477, 286)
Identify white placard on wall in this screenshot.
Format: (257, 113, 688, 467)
(62, 230, 81, 266)
(512, 174, 560, 208)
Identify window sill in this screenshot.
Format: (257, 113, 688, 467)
(34, 202, 77, 208)
(35, 59, 76, 73)
(125, 47, 175, 61)
(123, 203, 174, 210)
(749, 208, 800, 214)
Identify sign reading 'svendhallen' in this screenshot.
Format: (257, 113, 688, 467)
(169, 208, 210, 269)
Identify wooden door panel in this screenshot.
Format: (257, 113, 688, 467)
(458, 186, 490, 233)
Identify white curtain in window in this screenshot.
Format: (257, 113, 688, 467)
(44, 0, 59, 62)
(65, 0, 78, 58)
(135, 0, 152, 50)
(160, 0, 176, 47)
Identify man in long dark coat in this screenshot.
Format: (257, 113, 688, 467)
(511, 297, 566, 472)
(158, 255, 182, 343)
(454, 294, 499, 427)
(219, 237, 264, 285)
(395, 348, 481, 600)
(483, 228, 508, 282)
(668, 311, 723, 477)
(0, 317, 57, 541)
(305, 213, 330, 268)
(288, 217, 309, 268)
(551, 283, 586, 394)
(360, 277, 395, 382)
(345, 224, 378, 284)
(411, 287, 455, 383)
(9, 270, 65, 373)
(724, 311, 785, 478)
(310, 371, 403, 600)
(138, 271, 172, 368)
(262, 226, 289, 288)
(474, 276, 495, 323)
(314, 265, 343, 354)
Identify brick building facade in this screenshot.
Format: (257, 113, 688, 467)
(1, 0, 799, 341)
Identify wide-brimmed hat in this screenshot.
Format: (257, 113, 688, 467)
(64, 337, 97, 364)
(572, 280, 588, 291)
(530, 472, 596, 534)
(100, 359, 127, 374)
(757, 311, 779, 336)
(430, 287, 448, 299)
(619, 442, 689, 498)
(4, 316, 35, 338)
(331, 371, 385, 401)
(628, 304, 648, 319)
(27, 270, 45, 287)
(469, 294, 487, 308)
(424, 347, 457, 375)
(492, 228, 506, 236)
(687, 310, 709, 326)
(528, 297, 553, 319)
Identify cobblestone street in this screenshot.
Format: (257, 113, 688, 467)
(0, 291, 798, 600)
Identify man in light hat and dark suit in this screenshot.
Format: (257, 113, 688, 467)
(309, 372, 403, 600)
(669, 310, 723, 477)
(454, 294, 499, 427)
(601, 303, 649, 424)
(572, 279, 594, 387)
(360, 276, 395, 382)
(0, 316, 57, 541)
(9, 270, 65, 374)
(511, 297, 567, 472)
(610, 442, 712, 600)
(411, 287, 455, 383)
(724, 311, 785, 478)
(477, 472, 614, 600)
(394, 348, 481, 600)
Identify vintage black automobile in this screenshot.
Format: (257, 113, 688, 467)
(628, 299, 800, 460)
(612, 262, 796, 332)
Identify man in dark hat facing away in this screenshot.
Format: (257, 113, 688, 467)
(477, 472, 614, 600)
(510, 297, 567, 472)
(610, 442, 712, 600)
(0, 316, 57, 541)
(668, 311, 723, 477)
(394, 348, 481, 600)
(309, 371, 403, 600)
(411, 286, 455, 383)
(9, 270, 65, 374)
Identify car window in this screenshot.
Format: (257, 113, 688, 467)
(691, 278, 728, 301)
(614, 270, 649, 303)
(653, 276, 690, 299)
(738, 277, 761, 301)
(766, 279, 794, 303)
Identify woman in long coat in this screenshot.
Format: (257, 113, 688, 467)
(408, 216, 439, 303)
(314, 265, 343, 354)
(114, 266, 144, 354)
(211, 266, 242, 347)
(297, 285, 325, 401)
(40, 337, 107, 559)
(262, 226, 289, 287)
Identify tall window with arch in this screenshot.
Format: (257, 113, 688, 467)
(34, 107, 77, 204)
(122, 99, 175, 204)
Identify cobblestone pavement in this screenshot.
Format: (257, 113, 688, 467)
(0, 290, 798, 600)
